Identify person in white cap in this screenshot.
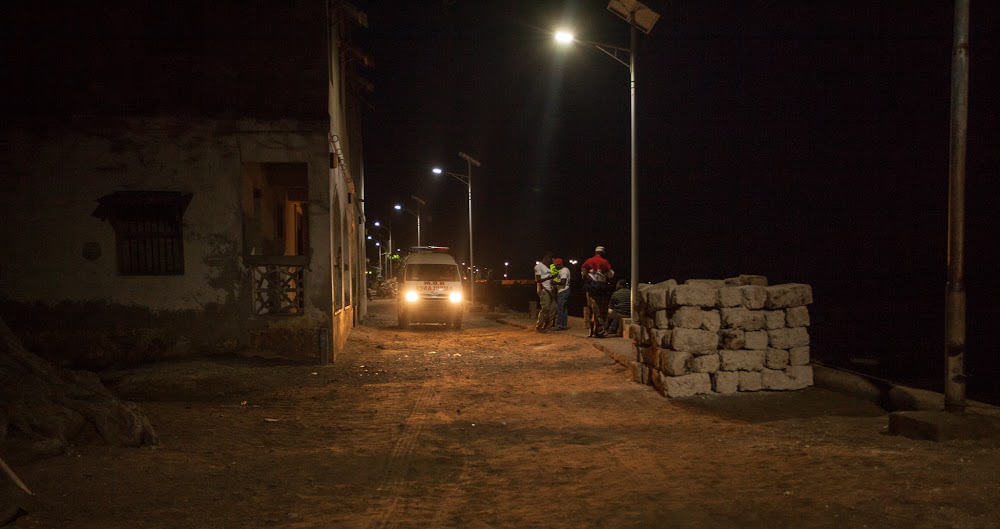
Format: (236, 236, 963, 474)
(581, 246, 615, 337)
(533, 252, 557, 332)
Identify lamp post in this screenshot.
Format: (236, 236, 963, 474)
(374, 220, 393, 277)
(433, 151, 482, 308)
(554, 0, 660, 319)
(504, 261, 509, 279)
(394, 196, 425, 247)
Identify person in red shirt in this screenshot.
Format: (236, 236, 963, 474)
(581, 246, 615, 337)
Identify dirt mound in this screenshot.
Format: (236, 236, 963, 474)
(0, 317, 158, 459)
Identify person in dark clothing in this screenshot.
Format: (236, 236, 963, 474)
(607, 280, 631, 336)
(581, 245, 614, 337)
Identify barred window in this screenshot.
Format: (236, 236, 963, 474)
(93, 191, 193, 276)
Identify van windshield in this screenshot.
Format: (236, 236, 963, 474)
(405, 264, 462, 282)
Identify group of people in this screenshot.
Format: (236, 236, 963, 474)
(533, 253, 572, 332)
(534, 246, 631, 338)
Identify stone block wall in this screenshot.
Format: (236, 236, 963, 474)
(627, 275, 814, 398)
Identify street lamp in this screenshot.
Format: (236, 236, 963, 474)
(432, 151, 482, 308)
(554, 0, 660, 318)
(373, 220, 393, 277)
(504, 261, 509, 279)
(394, 196, 426, 247)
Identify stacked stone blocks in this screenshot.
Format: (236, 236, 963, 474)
(628, 275, 814, 398)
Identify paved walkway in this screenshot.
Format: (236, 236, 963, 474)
(493, 311, 636, 363)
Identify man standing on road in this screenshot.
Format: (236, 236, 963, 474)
(553, 258, 572, 330)
(533, 253, 557, 332)
(581, 246, 614, 337)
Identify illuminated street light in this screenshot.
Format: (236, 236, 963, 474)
(432, 151, 482, 308)
(394, 197, 425, 246)
(371, 219, 393, 277)
(554, 30, 574, 44)
(504, 261, 509, 279)
(553, 0, 660, 318)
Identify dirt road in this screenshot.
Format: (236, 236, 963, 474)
(5, 300, 1000, 528)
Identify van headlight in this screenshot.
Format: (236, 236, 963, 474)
(449, 291, 463, 303)
(405, 291, 419, 302)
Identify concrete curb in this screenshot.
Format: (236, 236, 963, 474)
(813, 364, 999, 417)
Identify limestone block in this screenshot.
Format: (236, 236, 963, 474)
(717, 287, 743, 308)
(629, 323, 644, 344)
(738, 371, 763, 391)
(740, 286, 768, 309)
(671, 284, 718, 308)
(712, 371, 739, 394)
(640, 326, 651, 346)
(661, 350, 692, 376)
(639, 346, 658, 366)
(645, 288, 669, 312)
(622, 318, 634, 339)
(764, 283, 813, 309)
(787, 365, 814, 388)
(650, 328, 671, 349)
(634, 283, 650, 314)
(688, 353, 720, 374)
(663, 373, 713, 398)
(785, 306, 810, 327)
(761, 368, 796, 390)
(654, 310, 670, 329)
(640, 280, 678, 312)
(763, 310, 786, 329)
(719, 329, 746, 349)
(723, 275, 769, 287)
(702, 310, 721, 332)
(672, 306, 704, 329)
(668, 307, 720, 331)
(765, 348, 790, 369)
(718, 285, 767, 309)
(630, 361, 651, 385)
(789, 346, 810, 366)
(670, 328, 719, 354)
(719, 349, 765, 371)
(740, 274, 769, 286)
(685, 279, 726, 288)
(744, 330, 768, 350)
(651, 370, 665, 394)
(720, 307, 749, 328)
(768, 327, 810, 349)
(720, 307, 765, 330)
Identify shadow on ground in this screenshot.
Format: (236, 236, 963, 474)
(669, 387, 887, 424)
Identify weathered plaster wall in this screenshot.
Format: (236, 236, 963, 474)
(0, 116, 334, 366)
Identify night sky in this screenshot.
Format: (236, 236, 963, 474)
(359, 1, 999, 396)
(360, 1, 997, 279)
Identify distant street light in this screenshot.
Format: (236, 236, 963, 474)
(504, 261, 509, 279)
(394, 196, 425, 247)
(432, 151, 482, 308)
(373, 220, 393, 277)
(554, 0, 660, 322)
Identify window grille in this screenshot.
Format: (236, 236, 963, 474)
(93, 191, 192, 276)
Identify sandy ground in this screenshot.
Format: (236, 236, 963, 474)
(3, 299, 1000, 529)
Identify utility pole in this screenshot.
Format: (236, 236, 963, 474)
(944, 0, 969, 413)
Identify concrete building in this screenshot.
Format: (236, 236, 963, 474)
(0, 1, 371, 366)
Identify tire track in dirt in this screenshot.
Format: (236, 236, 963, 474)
(368, 379, 440, 528)
(370, 375, 474, 529)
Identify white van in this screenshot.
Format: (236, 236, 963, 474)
(396, 247, 465, 330)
